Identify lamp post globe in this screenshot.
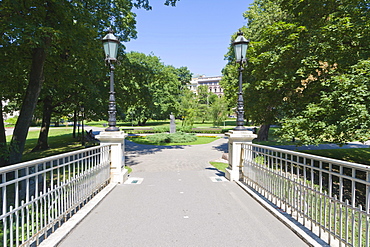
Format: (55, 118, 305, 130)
(233, 31, 249, 63)
(102, 29, 120, 131)
(232, 31, 249, 131)
(102, 29, 120, 61)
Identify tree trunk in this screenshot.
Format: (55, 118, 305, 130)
(256, 124, 270, 141)
(0, 101, 8, 167)
(73, 109, 77, 138)
(8, 42, 49, 164)
(32, 96, 53, 152)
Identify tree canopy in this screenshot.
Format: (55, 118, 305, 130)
(115, 52, 187, 125)
(0, 0, 181, 166)
(222, 0, 370, 144)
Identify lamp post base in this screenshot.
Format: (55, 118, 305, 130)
(225, 130, 257, 181)
(96, 131, 128, 184)
(105, 126, 120, 131)
(234, 125, 247, 131)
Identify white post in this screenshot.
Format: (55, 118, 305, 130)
(96, 131, 128, 184)
(225, 130, 256, 181)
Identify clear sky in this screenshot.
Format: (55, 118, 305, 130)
(125, 0, 254, 77)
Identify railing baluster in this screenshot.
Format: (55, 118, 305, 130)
(239, 143, 369, 247)
(367, 171, 370, 214)
(21, 200, 25, 245)
(366, 213, 369, 247)
(1, 145, 112, 246)
(358, 205, 363, 247)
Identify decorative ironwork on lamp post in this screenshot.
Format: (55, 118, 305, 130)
(232, 30, 249, 131)
(102, 28, 120, 131)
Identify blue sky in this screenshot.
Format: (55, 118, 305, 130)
(125, 0, 254, 77)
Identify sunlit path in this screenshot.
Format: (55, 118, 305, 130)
(58, 138, 308, 246)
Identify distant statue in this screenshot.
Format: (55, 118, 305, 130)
(170, 113, 176, 134)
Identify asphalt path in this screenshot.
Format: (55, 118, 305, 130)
(58, 137, 308, 247)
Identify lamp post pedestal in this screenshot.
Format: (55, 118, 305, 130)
(225, 130, 256, 181)
(96, 131, 128, 184)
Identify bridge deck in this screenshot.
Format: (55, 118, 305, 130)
(58, 137, 308, 246)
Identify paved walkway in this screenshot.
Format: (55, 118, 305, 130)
(58, 137, 309, 247)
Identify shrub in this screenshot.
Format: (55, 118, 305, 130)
(177, 126, 192, 133)
(153, 126, 170, 132)
(147, 132, 197, 144)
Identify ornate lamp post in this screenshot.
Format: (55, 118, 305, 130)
(232, 31, 249, 131)
(102, 29, 120, 131)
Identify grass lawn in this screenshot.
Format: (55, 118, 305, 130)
(252, 127, 297, 146)
(127, 136, 220, 146)
(210, 161, 228, 172)
(7, 128, 85, 162)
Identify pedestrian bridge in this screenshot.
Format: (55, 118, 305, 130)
(1, 132, 369, 247)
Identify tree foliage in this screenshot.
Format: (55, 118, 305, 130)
(179, 86, 228, 128)
(278, 60, 370, 144)
(115, 52, 182, 125)
(222, 0, 370, 144)
(0, 0, 180, 165)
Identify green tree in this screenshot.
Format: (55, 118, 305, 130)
(175, 66, 193, 86)
(0, 44, 29, 164)
(278, 60, 370, 145)
(115, 52, 181, 125)
(179, 89, 198, 128)
(222, 0, 370, 143)
(222, 0, 290, 140)
(278, 0, 370, 144)
(0, 0, 180, 166)
(210, 96, 228, 127)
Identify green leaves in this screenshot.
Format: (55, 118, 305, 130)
(280, 60, 370, 144)
(222, 0, 370, 143)
(115, 52, 182, 125)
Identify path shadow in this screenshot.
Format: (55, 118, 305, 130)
(205, 167, 226, 177)
(125, 140, 185, 154)
(125, 140, 185, 168)
(211, 139, 228, 153)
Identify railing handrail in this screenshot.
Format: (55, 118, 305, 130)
(0, 144, 110, 173)
(247, 143, 370, 171)
(241, 143, 370, 247)
(1, 144, 112, 247)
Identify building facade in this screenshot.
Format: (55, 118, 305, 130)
(187, 76, 224, 96)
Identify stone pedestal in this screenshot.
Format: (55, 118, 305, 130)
(96, 131, 128, 184)
(225, 130, 257, 181)
(170, 113, 176, 134)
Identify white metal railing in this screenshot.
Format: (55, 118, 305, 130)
(241, 143, 370, 247)
(0, 145, 111, 247)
